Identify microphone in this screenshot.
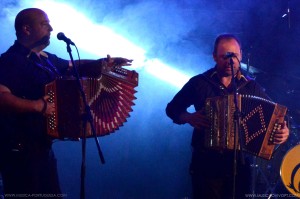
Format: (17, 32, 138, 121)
(57, 32, 75, 46)
(224, 52, 236, 59)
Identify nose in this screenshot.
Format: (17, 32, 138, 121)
(49, 24, 53, 32)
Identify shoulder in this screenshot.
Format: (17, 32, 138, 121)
(43, 51, 69, 67)
(43, 51, 64, 61)
(0, 48, 27, 70)
(189, 68, 215, 82)
(242, 77, 263, 88)
(238, 77, 269, 98)
(185, 74, 207, 89)
(0, 43, 28, 65)
(180, 69, 217, 93)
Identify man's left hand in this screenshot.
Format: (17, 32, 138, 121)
(273, 121, 289, 144)
(106, 54, 133, 67)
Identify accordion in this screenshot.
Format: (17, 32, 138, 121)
(45, 66, 138, 139)
(205, 95, 287, 159)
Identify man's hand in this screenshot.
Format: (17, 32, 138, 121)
(106, 54, 133, 67)
(180, 110, 210, 129)
(273, 121, 289, 144)
(39, 95, 55, 116)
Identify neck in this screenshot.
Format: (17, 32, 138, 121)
(220, 76, 232, 88)
(217, 69, 241, 88)
(18, 38, 47, 54)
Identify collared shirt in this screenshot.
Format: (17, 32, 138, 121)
(166, 66, 270, 148)
(0, 41, 69, 99)
(0, 41, 69, 152)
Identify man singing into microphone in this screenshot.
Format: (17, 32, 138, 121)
(166, 34, 290, 199)
(0, 8, 132, 197)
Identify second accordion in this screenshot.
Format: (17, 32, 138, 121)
(205, 94, 287, 160)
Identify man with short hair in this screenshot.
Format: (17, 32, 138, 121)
(166, 34, 289, 199)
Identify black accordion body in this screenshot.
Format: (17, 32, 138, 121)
(45, 66, 138, 139)
(205, 94, 287, 159)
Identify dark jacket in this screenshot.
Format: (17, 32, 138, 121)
(166, 67, 269, 149)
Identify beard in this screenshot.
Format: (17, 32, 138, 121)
(31, 35, 50, 49)
(217, 62, 240, 77)
(38, 35, 50, 46)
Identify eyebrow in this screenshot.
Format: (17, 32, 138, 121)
(40, 20, 50, 24)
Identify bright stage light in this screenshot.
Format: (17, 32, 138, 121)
(33, 1, 146, 63)
(31, 0, 190, 88)
(144, 59, 190, 88)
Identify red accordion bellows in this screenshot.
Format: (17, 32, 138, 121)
(45, 66, 138, 139)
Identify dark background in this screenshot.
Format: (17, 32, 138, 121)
(0, 0, 300, 198)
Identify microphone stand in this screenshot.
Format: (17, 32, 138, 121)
(64, 42, 105, 199)
(229, 57, 245, 199)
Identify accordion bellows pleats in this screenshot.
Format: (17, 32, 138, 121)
(45, 66, 138, 139)
(205, 95, 287, 159)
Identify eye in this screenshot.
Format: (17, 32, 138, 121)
(41, 22, 50, 28)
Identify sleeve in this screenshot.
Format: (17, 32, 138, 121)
(77, 59, 103, 78)
(165, 78, 196, 124)
(0, 54, 26, 91)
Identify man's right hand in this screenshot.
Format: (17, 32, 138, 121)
(39, 95, 55, 116)
(179, 110, 210, 129)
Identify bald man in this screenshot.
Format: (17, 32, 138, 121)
(0, 8, 131, 196)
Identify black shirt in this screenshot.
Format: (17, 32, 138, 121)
(166, 67, 269, 149)
(0, 41, 69, 152)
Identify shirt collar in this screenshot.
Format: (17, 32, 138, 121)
(12, 40, 48, 59)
